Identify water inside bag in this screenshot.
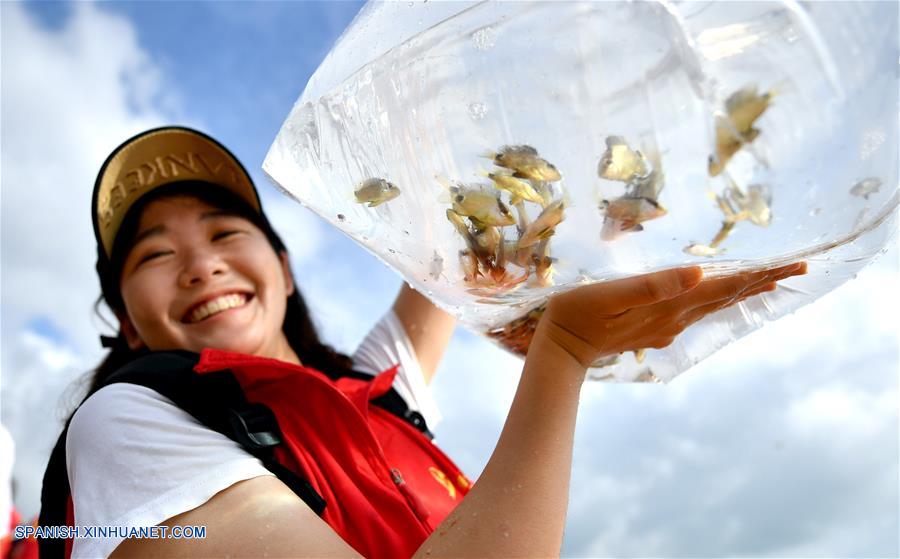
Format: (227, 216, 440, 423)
(264, 1, 898, 383)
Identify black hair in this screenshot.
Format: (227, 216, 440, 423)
(86, 181, 354, 398)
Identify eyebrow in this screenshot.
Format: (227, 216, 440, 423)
(131, 210, 242, 246)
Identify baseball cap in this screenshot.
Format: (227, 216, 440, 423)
(92, 126, 261, 260)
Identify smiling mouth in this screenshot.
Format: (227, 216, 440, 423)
(184, 293, 251, 324)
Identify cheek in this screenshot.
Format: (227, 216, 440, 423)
(120, 273, 166, 324)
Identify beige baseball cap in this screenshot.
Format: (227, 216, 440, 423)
(92, 126, 261, 259)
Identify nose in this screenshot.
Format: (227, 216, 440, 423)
(178, 246, 226, 288)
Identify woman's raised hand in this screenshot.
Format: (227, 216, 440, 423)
(532, 263, 808, 370)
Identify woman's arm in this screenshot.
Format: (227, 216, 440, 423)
(111, 475, 362, 558)
(112, 263, 805, 558)
(391, 284, 457, 384)
(411, 263, 806, 557)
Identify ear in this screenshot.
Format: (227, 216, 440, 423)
(279, 250, 295, 297)
(116, 311, 146, 351)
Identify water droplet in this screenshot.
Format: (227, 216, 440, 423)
(809, 207, 822, 217)
(468, 101, 488, 121)
(471, 26, 497, 51)
(389, 248, 396, 254)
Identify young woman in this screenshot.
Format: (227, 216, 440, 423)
(50, 126, 805, 558)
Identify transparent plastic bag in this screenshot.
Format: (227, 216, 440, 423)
(264, 1, 898, 382)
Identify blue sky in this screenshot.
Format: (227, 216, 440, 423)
(2, 2, 898, 557)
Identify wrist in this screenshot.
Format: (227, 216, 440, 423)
(527, 318, 592, 377)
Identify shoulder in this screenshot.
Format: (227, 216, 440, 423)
(67, 382, 200, 455)
(70, 382, 182, 429)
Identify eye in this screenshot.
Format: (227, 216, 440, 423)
(212, 230, 241, 241)
(136, 250, 172, 266)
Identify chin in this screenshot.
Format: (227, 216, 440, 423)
(188, 336, 258, 356)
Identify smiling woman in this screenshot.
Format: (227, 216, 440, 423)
(35, 126, 806, 559)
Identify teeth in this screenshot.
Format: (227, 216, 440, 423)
(189, 293, 247, 323)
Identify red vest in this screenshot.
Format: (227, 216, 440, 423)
(194, 349, 470, 558)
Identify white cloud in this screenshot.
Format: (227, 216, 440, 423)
(1, 2, 174, 517)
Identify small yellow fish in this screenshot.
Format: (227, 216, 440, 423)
(721, 181, 772, 227)
(511, 199, 530, 234)
(599, 197, 667, 240)
(487, 145, 562, 182)
(447, 209, 487, 261)
(446, 208, 472, 239)
(472, 223, 503, 265)
(684, 243, 724, 257)
(709, 220, 736, 247)
(709, 126, 760, 176)
(634, 370, 662, 383)
(739, 185, 772, 227)
(598, 136, 650, 183)
(518, 200, 566, 247)
(484, 170, 546, 205)
(633, 349, 646, 363)
(458, 249, 482, 282)
(709, 85, 773, 176)
(531, 239, 555, 287)
(503, 239, 533, 269)
(590, 354, 621, 368)
(354, 178, 401, 207)
(850, 177, 881, 200)
(726, 86, 774, 135)
(451, 185, 516, 227)
(631, 141, 665, 201)
(683, 214, 735, 257)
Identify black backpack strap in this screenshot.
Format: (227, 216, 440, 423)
(344, 369, 435, 440)
(38, 427, 71, 558)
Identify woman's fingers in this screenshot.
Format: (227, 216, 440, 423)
(555, 267, 703, 317)
(622, 263, 806, 335)
(540, 261, 806, 366)
(660, 263, 805, 315)
(663, 263, 803, 335)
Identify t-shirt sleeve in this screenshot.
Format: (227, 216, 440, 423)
(352, 309, 443, 430)
(66, 383, 273, 559)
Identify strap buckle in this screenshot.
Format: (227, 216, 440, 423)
(228, 403, 282, 450)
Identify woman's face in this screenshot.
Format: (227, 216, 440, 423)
(118, 195, 300, 364)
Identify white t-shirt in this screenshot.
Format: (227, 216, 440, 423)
(66, 310, 440, 559)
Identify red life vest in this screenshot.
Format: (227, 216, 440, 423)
(194, 349, 471, 557)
